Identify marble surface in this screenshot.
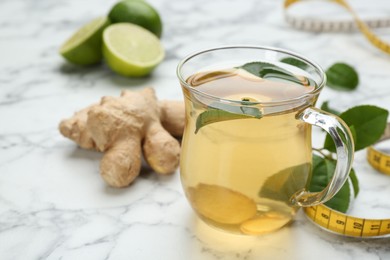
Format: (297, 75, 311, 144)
(1, 0, 390, 259)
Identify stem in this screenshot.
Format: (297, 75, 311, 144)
(313, 147, 335, 160)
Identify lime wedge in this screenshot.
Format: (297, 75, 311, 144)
(60, 16, 110, 65)
(103, 23, 164, 77)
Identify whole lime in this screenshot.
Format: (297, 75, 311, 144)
(108, 0, 162, 38)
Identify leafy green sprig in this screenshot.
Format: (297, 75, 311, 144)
(283, 57, 388, 212)
(311, 104, 388, 212)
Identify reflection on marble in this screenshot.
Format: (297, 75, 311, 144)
(1, 0, 390, 259)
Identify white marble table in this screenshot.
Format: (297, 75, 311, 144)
(1, 0, 390, 259)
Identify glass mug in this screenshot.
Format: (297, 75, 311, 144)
(176, 46, 354, 235)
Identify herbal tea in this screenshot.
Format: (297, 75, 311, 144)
(180, 64, 315, 235)
(178, 47, 354, 236)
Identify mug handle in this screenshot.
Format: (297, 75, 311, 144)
(291, 107, 354, 207)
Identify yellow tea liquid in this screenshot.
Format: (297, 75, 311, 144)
(181, 66, 315, 235)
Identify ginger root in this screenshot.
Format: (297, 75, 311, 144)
(59, 88, 185, 188)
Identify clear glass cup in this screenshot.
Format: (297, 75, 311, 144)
(176, 46, 354, 235)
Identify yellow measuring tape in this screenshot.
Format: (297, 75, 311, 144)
(284, 0, 390, 54)
(304, 123, 390, 238)
(367, 123, 390, 176)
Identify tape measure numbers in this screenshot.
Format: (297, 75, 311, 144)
(304, 123, 390, 238)
(367, 123, 390, 175)
(367, 147, 390, 176)
(284, 0, 390, 54)
(304, 205, 390, 238)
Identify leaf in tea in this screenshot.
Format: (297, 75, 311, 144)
(280, 57, 308, 70)
(239, 61, 310, 86)
(195, 104, 262, 134)
(259, 163, 311, 205)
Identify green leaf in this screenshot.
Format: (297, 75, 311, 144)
(325, 181, 350, 213)
(239, 61, 308, 86)
(209, 101, 262, 116)
(195, 103, 262, 134)
(324, 105, 389, 152)
(309, 154, 350, 213)
(312, 153, 323, 169)
(259, 163, 311, 204)
(280, 57, 308, 70)
(349, 168, 359, 197)
(325, 63, 359, 91)
(309, 155, 336, 193)
(320, 101, 340, 115)
(240, 62, 289, 78)
(349, 125, 358, 147)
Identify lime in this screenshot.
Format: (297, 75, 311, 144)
(102, 23, 164, 77)
(108, 0, 162, 38)
(60, 16, 110, 65)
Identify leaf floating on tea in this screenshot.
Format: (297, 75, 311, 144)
(195, 104, 262, 134)
(326, 63, 359, 91)
(240, 61, 292, 78)
(280, 57, 308, 70)
(239, 61, 311, 86)
(241, 97, 258, 104)
(195, 101, 262, 133)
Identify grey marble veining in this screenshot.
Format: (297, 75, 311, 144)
(1, 0, 390, 259)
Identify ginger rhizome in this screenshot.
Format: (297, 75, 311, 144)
(59, 88, 184, 188)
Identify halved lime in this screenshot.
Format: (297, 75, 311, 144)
(108, 0, 162, 38)
(60, 16, 110, 65)
(102, 23, 164, 77)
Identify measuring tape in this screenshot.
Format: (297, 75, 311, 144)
(303, 123, 390, 238)
(284, 0, 390, 54)
(367, 122, 390, 176)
